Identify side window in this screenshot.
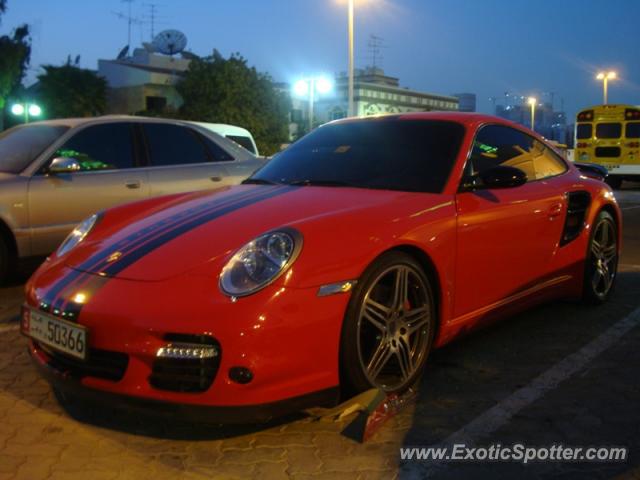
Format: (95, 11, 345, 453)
(143, 124, 211, 167)
(468, 125, 566, 183)
(201, 135, 235, 162)
(54, 123, 135, 171)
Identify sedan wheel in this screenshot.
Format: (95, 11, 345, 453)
(341, 252, 435, 395)
(583, 211, 618, 304)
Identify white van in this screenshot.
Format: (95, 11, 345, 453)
(189, 122, 259, 156)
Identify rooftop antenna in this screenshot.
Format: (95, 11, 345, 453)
(143, 3, 167, 41)
(111, 0, 142, 47)
(367, 34, 387, 69)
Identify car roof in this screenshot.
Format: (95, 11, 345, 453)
(22, 115, 198, 128)
(328, 111, 521, 129)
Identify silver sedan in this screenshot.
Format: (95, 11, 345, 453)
(0, 116, 265, 281)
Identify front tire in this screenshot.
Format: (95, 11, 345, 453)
(582, 210, 618, 304)
(340, 252, 436, 395)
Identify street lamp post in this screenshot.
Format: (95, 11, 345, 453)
(527, 97, 537, 131)
(596, 71, 617, 104)
(347, 0, 355, 117)
(10, 102, 42, 124)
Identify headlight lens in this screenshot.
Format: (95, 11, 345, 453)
(57, 213, 99, 257)
(220, 230, 301, 297)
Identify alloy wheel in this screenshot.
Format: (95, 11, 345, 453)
(356, 264, 432, 391)
(590, 217, 617, 297)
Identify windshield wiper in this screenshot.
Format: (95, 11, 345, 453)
(241, 178, 280, 185)
(287, 179, 358, 187)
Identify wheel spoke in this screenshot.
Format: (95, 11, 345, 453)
(363, 298, 389, 333)
(592, 269, 603, 291)
(601, 269, 612, 292)
(396, 337, 414, 380)
(591, 239, 602, 257)
(367, 341, 392, 380)
(600, 223, 609, 246)
(602, 244, 617, 263)
(404, 306, 429, 336)
(393, 267, 409, 311)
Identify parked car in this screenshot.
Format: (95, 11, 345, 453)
(0, 115, 264, 281)
(23, 113, 620, 423)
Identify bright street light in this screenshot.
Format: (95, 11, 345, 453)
(315, 77, 333, 95)
(292, 76, 333, 132)
(10, 104, 25, 116)
(527, 97, 537, 131)
(10, 102, 42, 123)
(28, 104, 42, 117)
(596, 71, 617, 104)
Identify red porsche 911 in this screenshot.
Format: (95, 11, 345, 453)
(22, 113, 621, 423)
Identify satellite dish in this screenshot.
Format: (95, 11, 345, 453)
(116, 45, 129, 60)
(152, 29, 187, 56)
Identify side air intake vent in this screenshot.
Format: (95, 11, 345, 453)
(560, 191, 591, 246)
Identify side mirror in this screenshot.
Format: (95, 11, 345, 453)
(48, 157, 81, 174)
(466, 165, 527, 190)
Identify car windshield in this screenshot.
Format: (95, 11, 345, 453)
(0, 124, 69, 174)
(249, 119, 465, 193)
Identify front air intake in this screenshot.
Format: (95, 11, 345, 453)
(149, 334, 221, 393)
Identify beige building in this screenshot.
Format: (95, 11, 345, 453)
(288, 67, 459, 140)
(98, 48, 191, 114)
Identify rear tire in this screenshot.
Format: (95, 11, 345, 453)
(340, 251, 436, 396)
(582, 210, 618, 305)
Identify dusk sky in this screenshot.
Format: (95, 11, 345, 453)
(2, 0, 639, 119)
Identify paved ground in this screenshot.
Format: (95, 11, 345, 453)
(0, 185, 639, 480)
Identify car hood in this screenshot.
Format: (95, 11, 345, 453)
(64, 184, 448, 282)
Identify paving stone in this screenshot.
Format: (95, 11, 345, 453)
(284, 447, 323, 475)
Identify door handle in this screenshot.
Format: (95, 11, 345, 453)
(125, 180, 141, 189)
(210, 176, 222, 182)
(548, 203, 563, 219)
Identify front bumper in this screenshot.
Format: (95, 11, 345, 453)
(25, 263, 350, 412)
(29, 341, 339, 424)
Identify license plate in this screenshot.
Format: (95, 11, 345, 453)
(23, 307, 88, 360)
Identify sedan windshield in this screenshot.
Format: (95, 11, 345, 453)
(0, 124, 69, 174)
(250, 119, 465, 193)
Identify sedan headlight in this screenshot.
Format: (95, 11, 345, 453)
(57, 213, 100, 257)
(220, 229, 302, 297)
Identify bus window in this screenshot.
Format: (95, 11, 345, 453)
(626, 123, 640, 139)
(576, 124, 592, 139)
(596, 123, 622, 139)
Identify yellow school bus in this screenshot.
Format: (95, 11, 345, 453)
(575, 104, 640, 188)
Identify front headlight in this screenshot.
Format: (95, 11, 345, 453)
(220, 229, 302, 297)
(57, 213, 100, 257)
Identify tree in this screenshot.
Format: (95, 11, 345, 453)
(36, 63, 107, 118)
(0, 0, 31, 130)
(177, 51, 291, 156)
